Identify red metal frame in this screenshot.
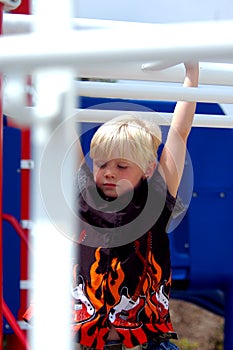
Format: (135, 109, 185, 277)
(14, 4, 32, 344)
(1, 214, 30, 349)
(1, 3, 4, 348)
(18, 127, 31, 320)
(0, 1, 31, 349)
(2, 214, 31, 252)
(1, 126, 31, 350)
(12, 1, 31, 347)
(2, 301, 28, 349)
(11, 0, 30, 14)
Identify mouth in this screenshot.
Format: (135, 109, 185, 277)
(103, 183, 117, 188)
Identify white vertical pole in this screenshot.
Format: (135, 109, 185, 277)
(29, 1, 75, 350)
(30, 77, 76, 350)
(33, 0, 72, 34)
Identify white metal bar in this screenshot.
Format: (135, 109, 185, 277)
(1, 21, 233, 73)
(2, 13, 33, 34)
(3, 15, 233, 86)
(18, 320, 31, 331)
(6, 106, 233, 128)
(2, 15, 233, 84)
(29, 91, 75, 349)
(75, 109, 233, 128)
(77, 62, 233, 87)
(3, 61, 233, 88)
(77, 81, 233, 104)
(20, 279, 32, 290)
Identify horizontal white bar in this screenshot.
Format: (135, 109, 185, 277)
(18, 321, 31, 330)
(77, 62, 233, 87)
(75, 109, 233, 128)
(3, 15, 233, 86)
(20, 279, 33, 290)
(77, 81, 233, 104)
(3, 13, 33, 34)
(1, 21, 233, 72)
(6, 106, 233, 128)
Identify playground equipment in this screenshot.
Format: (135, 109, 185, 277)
(1, 1, 233, 349)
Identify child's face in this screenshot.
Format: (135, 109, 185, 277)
(93, 158, 145, 198)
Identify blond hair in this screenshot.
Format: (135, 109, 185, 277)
(90, 114, 162, 172)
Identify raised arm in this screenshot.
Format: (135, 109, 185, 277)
(159, 62, 199, 197)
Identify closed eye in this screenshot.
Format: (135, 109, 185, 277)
(99, 163, 107, 169)
(95, 161, 106, 168)
(117, 164, 128, 169)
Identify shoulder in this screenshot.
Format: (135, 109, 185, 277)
(76, 162, 94, 195)
(150, 168, 185, 217)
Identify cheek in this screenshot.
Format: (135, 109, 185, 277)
(93, 168, 101, 183)
(115, 179, 134, 196)
(130, 170, 144, 184)
(120, 172, 142, 188)
(118, 178, 133, 188)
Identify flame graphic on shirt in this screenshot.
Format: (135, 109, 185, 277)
(72, 243, 175, 348)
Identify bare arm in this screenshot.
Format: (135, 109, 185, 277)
(159, 62, 199, 197)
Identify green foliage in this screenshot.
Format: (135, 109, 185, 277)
(173, 334, 224, 350)
(210, 325, 224, 350)
(173, 338, 199, 350)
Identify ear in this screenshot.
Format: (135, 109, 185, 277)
(144, 161, 157, 179)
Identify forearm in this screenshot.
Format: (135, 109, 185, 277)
(183, 62, 199, 88)
(171, 63, 199, 141)
(159, 63, 199, 196)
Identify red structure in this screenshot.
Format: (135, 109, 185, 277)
(11, 0, 30, 14)
(0, 1, 31, 349)
(0, 5, 4, 348)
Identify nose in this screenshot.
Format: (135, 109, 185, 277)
(104, 167, 115, 178)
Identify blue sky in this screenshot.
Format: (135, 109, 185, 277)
(74, 0, 233, 23)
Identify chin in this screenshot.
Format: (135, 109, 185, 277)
(102, 190, 118, 198)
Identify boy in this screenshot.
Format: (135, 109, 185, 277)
(72, 63, 199, 350)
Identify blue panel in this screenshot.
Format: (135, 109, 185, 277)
(80, 96, 177, 113)
(169, 216, 190, 282)
(188, 128, 233, 188)
(187, 128, 233, 288)
(80, 97, 225, 116)
(188, 188, 233, 288)
(171, 127, 233, 289)
(2, 124, 21, 334)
